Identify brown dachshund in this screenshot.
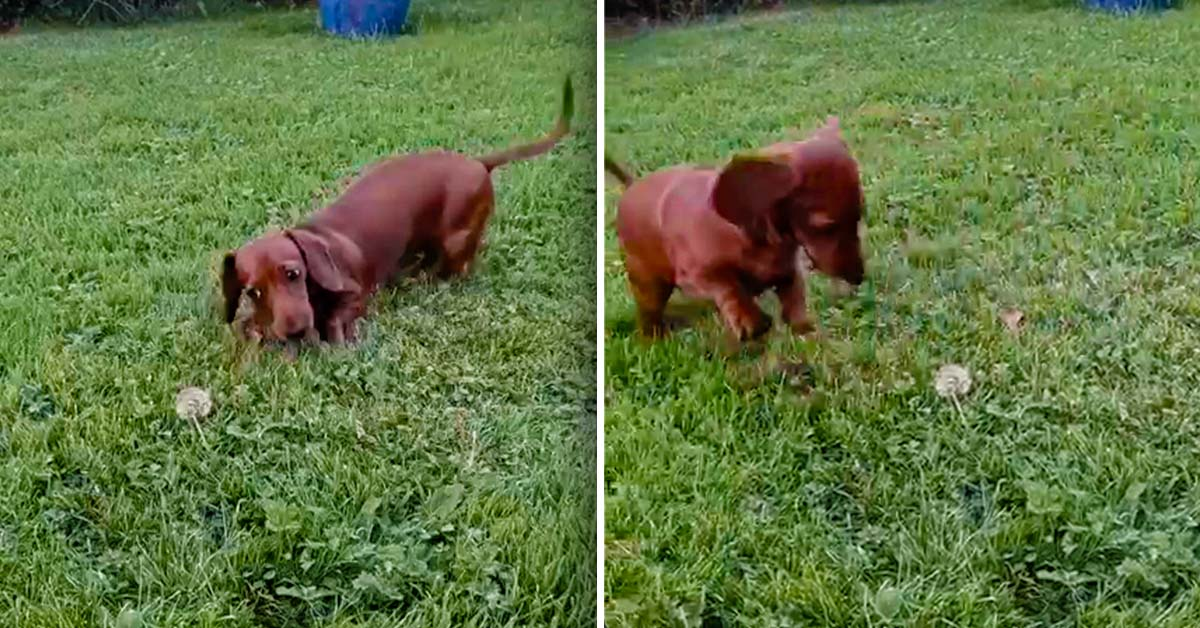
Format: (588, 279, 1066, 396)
(606, 117, 866, 340)
(223, 77, 573, 346)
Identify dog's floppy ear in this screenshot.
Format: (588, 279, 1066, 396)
(287, 229, 356, 293)
(712, 153, 797, 240)
(221, 252, 243, 324)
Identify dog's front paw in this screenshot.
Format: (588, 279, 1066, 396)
(233, 318, 264, 344)
(728, 309, 771, 341)
(749, 311, 772, 340)
(324, 320, 361, 346)
(787, 316, 815, 336)
(343, 320, 360, 345)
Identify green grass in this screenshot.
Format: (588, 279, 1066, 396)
(604, 1, 1200, 625)
(0, 2, 595, 625)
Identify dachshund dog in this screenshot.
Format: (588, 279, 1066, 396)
(222, 77, 573, 347)
(606, 116, 865, 341)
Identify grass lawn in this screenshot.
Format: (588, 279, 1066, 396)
(0, 1, 595, 625)
(604, 1, 1200, 625)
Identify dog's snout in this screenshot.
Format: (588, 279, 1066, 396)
(833, 252, 865, 287)
(272, 311, 311, 340)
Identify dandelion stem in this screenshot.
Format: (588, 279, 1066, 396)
(189, 415, 208, 448)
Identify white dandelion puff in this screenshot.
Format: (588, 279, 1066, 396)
(934, 364, 971, 418)
(175, 387, 212, 446)
(934, 364, 971, 398)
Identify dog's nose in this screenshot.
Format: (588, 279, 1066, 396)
(273, 315, 310, 340)
(842, 263, 865, 286)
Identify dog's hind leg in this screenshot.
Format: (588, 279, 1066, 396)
(627, 264, 673, 337)
(438, 229, 483, 278)
(437, 191, 494, 279)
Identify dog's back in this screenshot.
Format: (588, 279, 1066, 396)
(616, 167, 703, 283)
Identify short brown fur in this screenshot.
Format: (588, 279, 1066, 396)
(607, 117, 866, 340)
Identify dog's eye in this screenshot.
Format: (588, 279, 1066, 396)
(285, 269, 301, 281)
(246, 287, 261, 300)
(808, 216, 838, 234)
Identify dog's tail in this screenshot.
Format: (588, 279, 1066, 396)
(477, 75, 574, 171)
(604, 154, 635, 188)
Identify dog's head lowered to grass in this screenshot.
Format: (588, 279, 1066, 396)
(713, 116, 866, 286)
(221, 228, 359, 343)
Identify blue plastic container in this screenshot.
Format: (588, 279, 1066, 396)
(1084, 0, 1173, 12)
(319, 0, 411, 38)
